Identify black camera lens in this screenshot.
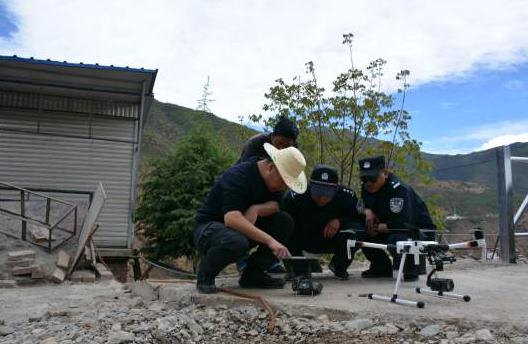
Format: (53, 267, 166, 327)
(428, 278, 454, 292)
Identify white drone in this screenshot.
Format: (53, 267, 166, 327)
(347, 229, 486, 308)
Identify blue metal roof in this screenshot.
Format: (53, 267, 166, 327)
(0, 54, 158, 74)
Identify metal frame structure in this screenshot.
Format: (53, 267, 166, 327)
(0, 181, 92, 252)
(496, 145, 528, 263)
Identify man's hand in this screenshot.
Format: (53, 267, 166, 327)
(268, 239, 291, 259)
(243, 205, 259, 224)
(365, 209, 378, 237)
(323, 218, 340, 238)
(376, 223, 389, 234)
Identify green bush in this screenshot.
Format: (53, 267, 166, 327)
(136, 127, 236, 263)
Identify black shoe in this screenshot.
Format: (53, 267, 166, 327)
(196, 267, 217, 294)
(361, 268, 392, 278)
(404, 273, 419, 282)
(266, 264, 287, 274)
(328, 262, 349, 280)
(239, 269, 285, 289)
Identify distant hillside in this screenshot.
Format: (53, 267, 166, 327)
(140, 99, 528, 226)
(423, 142, 528, 195)
(141, 99, 256, 159)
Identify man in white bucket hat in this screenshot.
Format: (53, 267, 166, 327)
(194, 143, 307, 293)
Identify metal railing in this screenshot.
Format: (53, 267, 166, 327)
(496, 146, 528, 263)
(0, 181, 91, 252)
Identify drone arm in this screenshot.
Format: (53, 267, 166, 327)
(347, 240, 390, 259)
(447, 238, 485, 250)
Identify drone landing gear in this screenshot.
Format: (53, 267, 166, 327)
(366, 252, 472, 308)
(367, 252, 425, 308)
(415, 287, 471, 302)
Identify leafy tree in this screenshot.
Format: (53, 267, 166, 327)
(251, 33, 430, 191)
(250, 33, 443, 228)
(136, 126, 235, 265)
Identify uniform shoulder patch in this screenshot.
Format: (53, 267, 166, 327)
(391, 182, 401, 189)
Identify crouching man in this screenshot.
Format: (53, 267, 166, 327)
(193, 143, 307, 293)
(358, 155, 437, 281)
(283, 165, 364, 280)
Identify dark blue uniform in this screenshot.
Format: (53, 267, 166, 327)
(360, 173, 436, 274)
(283, 185, 364, 273)
(194, 159, 294, 281)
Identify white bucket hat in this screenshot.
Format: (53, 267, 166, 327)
(263, 143, 307, 194)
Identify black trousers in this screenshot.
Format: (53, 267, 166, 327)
(194, 211, 294, 278)
(358, 231, 425, 274)
(287, 221, 361, 272)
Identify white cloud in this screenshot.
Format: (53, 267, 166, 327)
(1, 0, 528, 123)
(479, 133, 528, 150)
(423, 119, 528, 154)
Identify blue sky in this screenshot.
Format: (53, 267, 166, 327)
(0, 1, 16, 39)
(407, 65, 528, 154)
(1, 0, 527, 155)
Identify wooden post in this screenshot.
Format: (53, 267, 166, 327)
(496, 146, 516, 263)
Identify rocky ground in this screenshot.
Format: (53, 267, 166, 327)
(1, 281, 528, 344)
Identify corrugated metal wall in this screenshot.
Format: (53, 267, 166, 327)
(0, 109, 137, 247)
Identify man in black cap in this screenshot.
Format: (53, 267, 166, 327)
(237, 116, 299, 164)
(283, 164, 364, 279)
(358, 155, 436, 281)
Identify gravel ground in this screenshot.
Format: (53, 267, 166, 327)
(1, 281, 527, 344)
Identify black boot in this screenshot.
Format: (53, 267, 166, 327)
(196, 262, 217, 294)
(328, 256, 350, 280)
(239, 269, 285, 289)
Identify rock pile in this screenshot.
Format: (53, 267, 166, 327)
(0, 286, 526, 344)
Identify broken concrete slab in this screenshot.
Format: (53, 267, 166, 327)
(50, 268, 65, 283)
(7, 250, 36, 261)
(31, 266, 45, 279)
(6, 258, 35, 268)
(11, 264, 39, 276)
(71, 270, 96, 283)
(56, 250, 70, 269)
(29, 227, 51, 243)
(15, 277, 41, 286)
(95, 263, 114, 281)
(0, 280, 16, 288)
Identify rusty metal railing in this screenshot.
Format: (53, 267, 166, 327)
(0, 181, 91, 252)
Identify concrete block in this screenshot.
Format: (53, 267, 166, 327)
(0, 280, 16, 288)
(32, 266, 45, 279)
(29, 227, 50, 242)
(15, 277, 40, 286)
(50, 268, 65, 283)
(56, 250, 70, 269)
(95, 263, 114, 281)
(71, 270, 96, 283)
(6, 258, 35, 267)
(7, 250, 36, 261)
(12, 265, 39, 276)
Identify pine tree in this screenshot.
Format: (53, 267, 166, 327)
(136, 127, 235, 263)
